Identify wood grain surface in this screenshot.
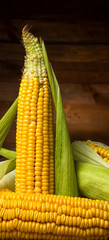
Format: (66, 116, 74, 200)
(0, 0, 109, 158)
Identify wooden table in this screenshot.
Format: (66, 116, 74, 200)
(0, 0, 109, 157)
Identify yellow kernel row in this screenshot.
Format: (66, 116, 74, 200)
(87, 142, 109, 163)
(16, 75, 55, 194)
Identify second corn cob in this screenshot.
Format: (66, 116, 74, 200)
(72, 140, 109, 168)
(0, 191, 109, 239)
(15, 27, 55, 194)
(86, 141, 109, 164)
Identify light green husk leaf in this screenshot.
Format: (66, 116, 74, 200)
(0, 170, 15, 191)
(72, 141, 109, 168)
(0, 148, 16, 159)
(75, 161, 109, 201)
(41, 40, 78, 197)
(0, 98, 18, 148)
(86, 140, 109, 150)
(0, 158, 16, 180)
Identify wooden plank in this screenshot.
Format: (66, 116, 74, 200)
(0, 43, 109, 83)
(60, 84, 95, 105)
(47, 44, 109, 63)
(52, 64, 109, 84)
(64, 104, 109, 145)
(0, 20, 109, 44)
(0, 82, 95, 106)
(2, 123, 109, 152)
(87, 84, 109, 104)
(1, 64, 109, 84)
(69, 124, 109, 146)
(0, 1, 109, 20)
(1, 103, 109, 150)
(61, 83, 109, 105)
(1, 81, 109, 107)
(64, 104, 109, 125)
(0, 82, 19, 102)
(1, 43, 109, 65)
(1, 82, 109, 149)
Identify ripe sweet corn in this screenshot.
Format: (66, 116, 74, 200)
(15, 27, 55, 195)
(0, 191, 109, 239)
(72, 141, 109, 168)
(86, 141, 109, 164)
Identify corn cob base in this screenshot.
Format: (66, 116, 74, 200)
(0, 192, 109, 239)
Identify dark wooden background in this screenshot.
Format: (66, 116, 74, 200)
(0, 0, 109, 153)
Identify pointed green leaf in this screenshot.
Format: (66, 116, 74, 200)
(0, 158, 16, 180)
(0, 148, 16, 159)
(76, 161, 109, 201)
(0, 98, 18, 148)
(42, 40, 78, 197)
(0, 170, 15, 192)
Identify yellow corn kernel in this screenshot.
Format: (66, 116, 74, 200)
(0, 192, 109, 239)
(34, 87, 44, 193)
(41, 79, 49, 194)
(49, 94, 55, 194)
(16, 77, 29, 193)
(26, 78, 39, 193)
(87, 142, 109, 164)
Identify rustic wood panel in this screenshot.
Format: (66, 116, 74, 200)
(69, 124, 109, 145)
(0, 20, 109, 44)
(1, 43, 109, 63)
(1, 82, 109, 151)
(1, 82, 109, 109)
(0, 0, 109, 20)
(2, 101, 109, 151)
(0, 0, 109, 152)
(0, 43, 109, 84)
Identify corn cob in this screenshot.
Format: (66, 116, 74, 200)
(72, 141, 109, 168)
(0, 191, 108, 239)
(15, 27, 55, 194)
(86, 141, 109, 164)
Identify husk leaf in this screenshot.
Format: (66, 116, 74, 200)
(72, 141, 109, 168)
(41, 40, 78, 197)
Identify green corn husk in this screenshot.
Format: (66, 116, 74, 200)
(22, 27, 78, 197)
(0, 169, 15, 191)
(0, 158, 16, 180)
(0, 148, 16, 159)
(75, 161, 109, 201)
(41, 40, 78, 197)
(86, 140, 109, 149)
(72, 140, 109, 168)
(0, 148, 16, 190)
(0, 98, 18, 148)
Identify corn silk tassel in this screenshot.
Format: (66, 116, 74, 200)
(15, 26, 55, 195)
